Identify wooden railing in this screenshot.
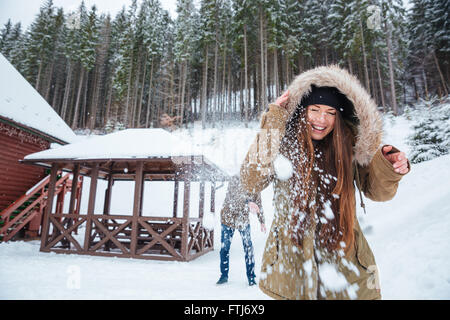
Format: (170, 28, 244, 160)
(41, 214, 214, 261)
(0, 173, 82, 242)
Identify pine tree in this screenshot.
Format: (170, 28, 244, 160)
(174, 0, 198, 127)
(110, 6, 133, 122)
(71, 2, 100, 128)
(408, 97, 450, 163)
(232, 0, 257, 126)
(88, 13, 112, 130)
(23, 0, 58, 90)
(217, 0, 233, 124)
(0, 19, 13, 56)
(134, 0, 167, 128)
(0, 21, 25, 71)
(198, 0, 217, 129)
(427, 0, 449, 96)
(280, 0, 302, 79)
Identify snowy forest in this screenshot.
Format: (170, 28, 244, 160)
(0, 0, 448, 132)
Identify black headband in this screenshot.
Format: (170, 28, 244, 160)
(300, 85, 356, 122)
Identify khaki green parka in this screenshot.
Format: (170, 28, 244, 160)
(240, 65, 409, 300)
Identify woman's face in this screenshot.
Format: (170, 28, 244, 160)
(306, 104, 337, 140)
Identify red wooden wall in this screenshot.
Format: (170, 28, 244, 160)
(0, 121, 50, 211)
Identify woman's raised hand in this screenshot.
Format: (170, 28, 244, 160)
(275, 90, 290, 110)
(248, 201, 260, 214)
(382, 145, 410, 174)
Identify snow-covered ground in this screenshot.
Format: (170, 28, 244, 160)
(1, 115, 449, 300)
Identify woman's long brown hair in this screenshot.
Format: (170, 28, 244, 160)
(280, 105, 356, 254)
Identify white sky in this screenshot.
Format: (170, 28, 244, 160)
(0, 0, 179, 29)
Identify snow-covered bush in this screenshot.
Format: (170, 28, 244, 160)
(104, 119, 127, 134)
(407, 96, 450, 163)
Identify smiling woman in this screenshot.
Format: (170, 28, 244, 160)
(307, 104, 337, 141)
(240, 65, 411, 300)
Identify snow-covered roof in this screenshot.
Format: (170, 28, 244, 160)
(24, 129, 201, 161)
(0, 53, 77, 144)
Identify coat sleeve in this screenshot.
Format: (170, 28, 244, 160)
(252, 192, 265, 225)
(240, 103, 290, 194)
(357, 145, 410, 202)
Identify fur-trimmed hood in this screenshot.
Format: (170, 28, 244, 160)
(286, 65, 383, 166)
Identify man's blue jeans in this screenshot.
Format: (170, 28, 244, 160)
(219, 223, 256, 281)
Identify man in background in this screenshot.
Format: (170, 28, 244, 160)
(216, 175, 266, 286)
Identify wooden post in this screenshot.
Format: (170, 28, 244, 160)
(83, 163, 99, 252)
(181, 179, 190, 260)
(131, 161, 144, 256)
(76, 177, 83, 215)
(74, 176, 83, 234)
(102, 164, 114, 252)
(139, 167, 145, 216)
(199, 181, 205, 219)
(56, 180, 66, 214)
(40, 163, 59, 252)
(210, 181, 216, 214)
(65, 164, 80, 239)
(68, 164, 80, 215)
(103, 163, 114, 215)
(173, 180, 179, 218)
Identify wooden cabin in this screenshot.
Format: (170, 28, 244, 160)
(0, 53, 78, 241)
(22, 129, 228, 261)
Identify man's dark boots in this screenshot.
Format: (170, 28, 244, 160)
(216, 275, 228, 285)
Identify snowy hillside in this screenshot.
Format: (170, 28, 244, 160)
(1, 115, 449, 300)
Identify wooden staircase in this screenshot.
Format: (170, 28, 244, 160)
(0, 173, 83, 242)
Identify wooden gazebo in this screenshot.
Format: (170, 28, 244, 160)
(22, 129, 228, 261)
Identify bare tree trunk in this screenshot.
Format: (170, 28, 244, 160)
(61, 61, 72, 121)
(273, 48, 280, 98)
(35, 58, 43, 91)
(221, 39, 227, 123)
(88, 65, 99, 130)
(370, 60, 377, 103)
(259, 7, 267, 114)
(177, 63, 183, 120)
(201, 44, 209, 129)
(385, 21, 398, 115)
(179, 61, 188, 128)
(422, 68, 429, 99)
(433, 50, 449, 96)
(185, 79, 191, 128)
(212, 37, 219, 128)
(124, 56, 135, 127)
(375, 49, 386, 112)
(244, 24, 249, 127)
(360, 19, 370, 94)
(227, 62, 232, 120)
(105, 78, 113, 125)
(413, 77, 419, 101)
(169, 60, 175, 116)
(145, 60, 154, 128)
(347, 56, 353, 74)
(285, 53, 290, 90)
(264, 18, 268, 112)
(239, 70, 244, 120)
(44, 62, 54, 102)
(136, 52, 148, 128)
(131, 51, 142, 127)
(71, 66, 85, 129)
(52, 74, 61, 112)
(81, 69, 89, 128)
